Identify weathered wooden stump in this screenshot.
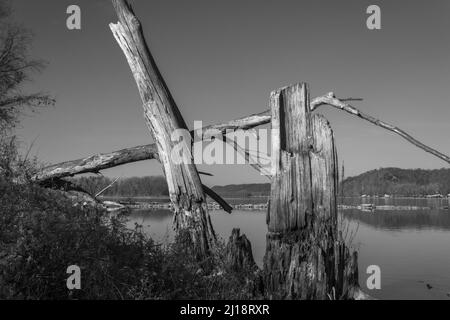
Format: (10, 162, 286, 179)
(225, 228, 265, 297)
(263, 83, 358, 299)
(225, 228, 257, 272)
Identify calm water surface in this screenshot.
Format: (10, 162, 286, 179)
(126, 197, 450, 300)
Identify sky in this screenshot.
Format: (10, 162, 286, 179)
(10, 0, 450, 186)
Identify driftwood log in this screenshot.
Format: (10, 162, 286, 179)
(263, 83, 359, 299)
(109, 0, 216, 257)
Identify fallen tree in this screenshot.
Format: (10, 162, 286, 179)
(32, 144, 232, 213)
(33, 92, 450, 184)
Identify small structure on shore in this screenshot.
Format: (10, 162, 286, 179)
(338, 204, 432, 212)
(361, 203, 375, 212)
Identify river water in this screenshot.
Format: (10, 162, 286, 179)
(126, 197, 450, 300)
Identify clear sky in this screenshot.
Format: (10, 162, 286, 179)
(11, 0, 450, 186)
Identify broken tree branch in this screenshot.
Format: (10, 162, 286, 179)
(33, 144, 159, 182)
(34, 92, 450, 195)
(202, 185, 233, 214)
(223, 136, 272, 178)
(32, 110, 271, 182)
(95, 176, 120, 198)
(311, 92, 450, 165)
(31, 143, 232, 212)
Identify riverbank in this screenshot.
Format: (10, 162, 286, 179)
(338, 204, 448, 212)
(100, 196, 450, 212)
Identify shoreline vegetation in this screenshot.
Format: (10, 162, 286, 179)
(0, 172, 260, 299)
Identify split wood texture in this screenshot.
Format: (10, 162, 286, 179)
(109, 0, 216, 257)
(263, 83, 359, 299)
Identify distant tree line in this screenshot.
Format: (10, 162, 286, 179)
(211, 183, 270, 198)
(74, 176, 169, 197)
(74, 167, 450, 198)
(342, 168, 450, 197)
(76, 177, 274, 198)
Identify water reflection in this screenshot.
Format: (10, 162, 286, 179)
(342, 197, 450, 231)
(343, 210, 450, 231)
(125, 198, 450, 300)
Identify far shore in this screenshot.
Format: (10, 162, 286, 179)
(99, 195, 449, 213)
(99, 195, 450, 200)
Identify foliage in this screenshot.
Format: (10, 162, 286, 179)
(0, 181, 258, 299)
(0, 0, 54, 132)
(0, 135, 40, 182)
(0, 140, 257, 300)
(211, 183, 270, 198)
(127, 230, 261, 300)
(0, 181, 144, 299)
(342, 167, 450, 196)
(74, 176, 169, 198)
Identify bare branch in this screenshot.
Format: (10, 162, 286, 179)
(223, 136, 272, 178)
(95, 177, 120, 198)
(200, 110, 271, 139)
(33, 144, 159, 182)
(198, 171, 213, 177)
(33, 107, 276, 182)
(202, 184, 233, 214)
(311, 92, 450, 165)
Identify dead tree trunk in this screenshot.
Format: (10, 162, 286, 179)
(263, 83, 358, 299)
(109, 0, 216, 257)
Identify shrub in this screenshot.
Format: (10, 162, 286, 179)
(0, 181, 258, 299)
(0, 181, 151, 299)
(0, 137, 258, 300)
